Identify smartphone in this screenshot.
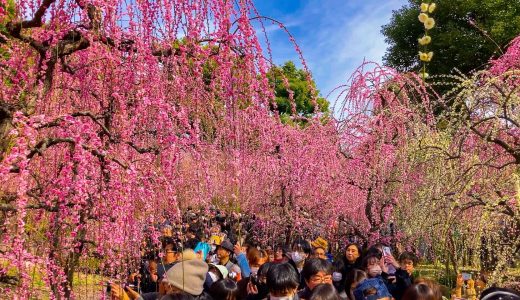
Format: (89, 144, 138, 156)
(382, 247, 396, 274)
(462, 272, 472, 280)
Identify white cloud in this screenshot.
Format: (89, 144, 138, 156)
(254, 0, 407, 115)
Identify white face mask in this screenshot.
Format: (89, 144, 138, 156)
(211, 245, 217, 252)
(290, 251, 305, 264)
(368, 265, 382, 277)
(210, 254, 220, 264)
(209, 271, 219, 282)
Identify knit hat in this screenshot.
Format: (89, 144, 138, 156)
(180, 249, 196, 261)
(163, 259, 209, 296)
(311, 237, 329, 250)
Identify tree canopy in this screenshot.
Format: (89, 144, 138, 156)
(381, 0, 520, 75)
(268, 61, 329, 122)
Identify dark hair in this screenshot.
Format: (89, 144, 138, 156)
(209, 278, 239, 300)
(258, 262, 273, 278)
(480, 287, 520, 300)
(365, 244, 383, 260)
(162, 237, 181, 252)
(160, 293, 195, 300)
(415, 278, 442, 300)
(292, 238, 312, 255)
(398, 252, 418, 265)
(402, 283, 436, 300)
(301, 258, 334, 281)
(266, 262, 299, 296)
(193, 291, 214, 300)
(342, 243, 362, 265)
(309, 283, 340, 300)
(360, 254, 380, 271)
(344, 269, 367, 300)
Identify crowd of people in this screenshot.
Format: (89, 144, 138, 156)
(107, 209, 520, 300)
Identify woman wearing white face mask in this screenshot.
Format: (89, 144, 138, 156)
(360, 253, 403, 300)
(361, 254, 385, 279)
(286, 239, 312, 290)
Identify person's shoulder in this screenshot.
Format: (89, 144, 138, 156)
(141, 292, 160, 300)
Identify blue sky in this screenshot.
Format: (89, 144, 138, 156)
(252, 0, 408, 108)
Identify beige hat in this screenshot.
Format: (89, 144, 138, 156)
(163, 259, 209, 296)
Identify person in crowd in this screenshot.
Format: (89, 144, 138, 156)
(273, 246, 288, 263)
(195, 241, 212, 261)
(298, 258, 334, 300)
(246, 262, 273, 300)
(311, 237, 329, 260)
(414, 278, 442, 300)
(287, 238, 312, 289)
(266, 249, 275, 262)
(401, 283, 435, 300)
(217, 239, 242, 278)
(132, 259, 159, 294)
(204, 264, 229, 290)
(266, 262, 300, 300)
(246, 248, 269, 277)
(335, 243, 362, 295)
(352, 277, 393, 300)
(153, 259, 212, 300)
(180, 249, 198, 261)
(343, 269, 367, 300)
(360, 254, 384, 280)
(480, 287, 520, 300)
(209, 278, 240, 300)
(310, 283, 341, 300)
(111, 259, 211, 300)
(395, 252, 416, 278)
(157, 239, 181, 281)
(382, 252, 415, 300)
(159, 293, 196, 300)
(289, 239, 312, 272)
(362, 251, 416, 300)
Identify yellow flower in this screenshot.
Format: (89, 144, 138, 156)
(418, 13, 429, 23)
(428, 3, 437, 13)
(419, 51, 433, 62)
(422, 72, 429, 78)
(418, 35, 432, 45)
(420, 3, 429, 12)
(419, 51, 429, 61)
(424, 17, 435, 29)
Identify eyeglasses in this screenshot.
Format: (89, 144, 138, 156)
(310, 275, 332, 284)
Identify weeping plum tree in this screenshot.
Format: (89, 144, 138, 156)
(1, 0, 519, 297)
(0, 0, 287, 298)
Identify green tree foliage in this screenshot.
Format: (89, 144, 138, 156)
(381, 0, 520, 75)
(268, 61, 329, 122)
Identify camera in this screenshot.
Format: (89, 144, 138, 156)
(250, 273, 258, 285)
